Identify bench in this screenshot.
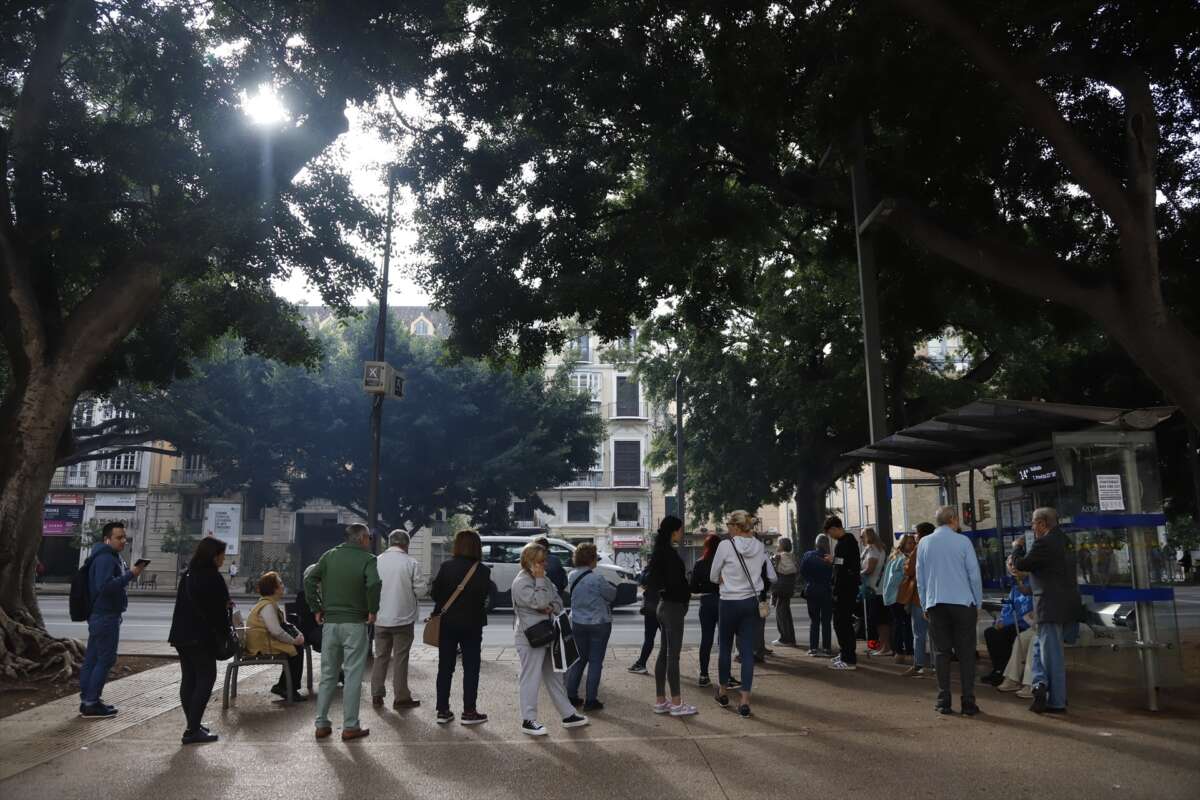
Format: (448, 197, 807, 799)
(221, 627, 314, 709)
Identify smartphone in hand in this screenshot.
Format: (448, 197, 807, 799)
(134, 558, 151, 568)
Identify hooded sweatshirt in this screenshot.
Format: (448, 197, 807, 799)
(88, 541, 134, 616)
(710, 536, 778, 601)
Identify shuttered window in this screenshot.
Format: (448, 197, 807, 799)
(613, 441, 641, 487)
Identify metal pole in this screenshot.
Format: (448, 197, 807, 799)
(367, 170, 398, 554)
(675, 367, 685, 527)
(1121, 446, 1160, 711)
(850, 123, 894, 544)
(968, 468, 977, 531)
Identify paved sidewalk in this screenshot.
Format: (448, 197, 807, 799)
(1, 646, 1197, 799)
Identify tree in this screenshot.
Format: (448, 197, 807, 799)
(399, 1, 1200, 427)
(0, 2, 454, 678)
(126, 312, 606, 534)
(158, 523, 198, 584)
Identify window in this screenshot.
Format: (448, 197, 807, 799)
(569, 371, 602, 402)
(567, 501, 590, 523)
(665, 496, 678, 517)
(615, 376, 640, 417)
(183, 495, 204, 521)
(183, 453, 207, 471)
(100, 452, 140, 471)
(65, 462, 89, 487)
(488, 542, 526, 564)
(72, 400, 93, 429)
(616, 502, 641, 524)
(575, 333, 591, 362)
(413, 318, 431, 336)
(512, 501, 534, 521)
(613, 441, 642, 486)
(549, 544, 574, 564)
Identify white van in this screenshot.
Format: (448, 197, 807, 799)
(479, 535, 639, 611)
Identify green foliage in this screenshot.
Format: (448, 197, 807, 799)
(126, 311, 605, 531)
(158, 522, 199, 573)
(1166, 515, 1200, 554)
(70, 519, 101, 552)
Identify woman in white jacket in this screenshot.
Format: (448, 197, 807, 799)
(709, 510, 776, 718)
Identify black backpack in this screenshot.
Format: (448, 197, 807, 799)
(68, 555, 96, 621)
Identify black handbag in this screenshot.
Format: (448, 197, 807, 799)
(524, 618, 556, 648)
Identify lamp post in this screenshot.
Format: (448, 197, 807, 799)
(675, 367, 685, 527)
(367, 167, 399, 552)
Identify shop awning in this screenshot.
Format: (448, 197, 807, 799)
(843, 399, 1176, 475)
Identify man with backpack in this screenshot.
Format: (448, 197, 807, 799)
(78, 522, 144, 717)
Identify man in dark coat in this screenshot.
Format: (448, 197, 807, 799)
(1011, 507, 1080, 714)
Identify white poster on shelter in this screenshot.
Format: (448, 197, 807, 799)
(203, 502, 242, 555)
(1096, 475, 1125, 512)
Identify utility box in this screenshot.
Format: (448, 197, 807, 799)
(364, 361, 405, 400)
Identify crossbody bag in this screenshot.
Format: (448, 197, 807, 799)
(729, 541, 771, 619)
(422, 562, 478, 647)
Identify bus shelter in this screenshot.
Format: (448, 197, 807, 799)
(845, 399, 1182, 710)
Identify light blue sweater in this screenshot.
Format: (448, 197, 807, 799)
(916, 526, 983, 611)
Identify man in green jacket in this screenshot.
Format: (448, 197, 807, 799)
(305, 523, 382, 741)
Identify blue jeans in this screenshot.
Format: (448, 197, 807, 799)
(698, 594, 719, 677)
(718, 597, 758, 692)
(565, 621, 611, 704)
(1032, 622, 1067, 709)
(909, 602, 929, 667)
(80, 613, 121, 705)
(805, 588, 832, 652)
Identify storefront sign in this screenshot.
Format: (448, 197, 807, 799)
(1018, 462, 1057, 484)
(611, 533, 644, 550)
(95, 493, 137, 508)
(204, 502, 242, 555)
(46, 493, 84, 506)
(42, 520, 75, 536)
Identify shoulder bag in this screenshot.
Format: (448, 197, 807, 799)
(423, 562, 478, 647)
(516, 575, 557, 648)
(729, 542, 771, 619)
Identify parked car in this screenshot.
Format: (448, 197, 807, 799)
(479, 535, 639, 611)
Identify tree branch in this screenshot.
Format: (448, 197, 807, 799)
(57, 444, 177, 468)
(892, 0, 1134, 230)
(880, 198, 1105, 312)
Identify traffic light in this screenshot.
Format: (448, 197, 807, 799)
(977, 498, 991, 523)
(961, 502, 975, 527)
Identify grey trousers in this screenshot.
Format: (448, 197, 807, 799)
(655, 600, 688, 697)
(516, 638, 576, 723)
(927, 603, 978, 706)
(371, 623, 415, 701)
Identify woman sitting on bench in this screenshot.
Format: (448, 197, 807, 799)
(246, 571, 307, 702)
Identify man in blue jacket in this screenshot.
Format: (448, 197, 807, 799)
(79, 522, 144, 717)
(980, 574, 1033, 686)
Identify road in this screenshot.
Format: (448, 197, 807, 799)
(40, 585, 1200, 647)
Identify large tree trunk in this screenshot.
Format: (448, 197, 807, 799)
(0, 371, 85, 681)
(791, 476, 829, 554)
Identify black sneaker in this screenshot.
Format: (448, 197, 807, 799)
(727, 677, 742, 689)
(436, 710, 455, 724)
(935, 704, 955, 715)
(697, 675, 711, 687)
(270, 684, 287, 699)
(522, 719, 547, 736)
(737, 704, 752, 718)
(582, 700, 604, 712)
(562, 714, 589, 729)
(181, 729, 219, 745)
(627, 663, 649, 675)
(1030, 682, 1048, 714)
(714, 691, 730, 708)
(460, 710, 488, 725)
(961, 701, 981, 717)
(80, 703, 117, 718)
(568, 695, 584, 707)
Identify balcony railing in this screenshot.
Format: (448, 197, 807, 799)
(514, 519, 540, 529)
(49, 474, 89, 489)
(611, 517, 645, 529)
(556, 470, 651, 489)
(96, 471, 139, 488)
(610, 402, 647, 419)
(170, 468, 213, 485)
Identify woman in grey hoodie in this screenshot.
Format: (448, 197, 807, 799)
(709, 510, 777, 718)
(512, 542, 589, 736)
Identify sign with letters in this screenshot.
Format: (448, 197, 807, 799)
(203, 502, 242, 555)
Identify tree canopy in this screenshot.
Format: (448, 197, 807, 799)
(399, 0, 1200, 426)
(126, 312, 606, 533)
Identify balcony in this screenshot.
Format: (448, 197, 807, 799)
(96, 471, 139, 489)
(170, 468, 213, 486)
(556, 470, 651, 490)
(514, 519, 540, 529)
(611, 517, 645, 529)
(609, 402, 648, 420)
(49, 474, 89, 489)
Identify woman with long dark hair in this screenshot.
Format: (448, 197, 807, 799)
(430, 529, 492, 725)
(690, 533, 723, 687)
(647, 515, 696, 716)
(168, 536, 230, 744)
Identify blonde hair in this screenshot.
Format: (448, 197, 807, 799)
(893, 533, 916, 558)
(861, 527, 881, 548)
(725, 510, 758, 534)
(520, 541, 547, 573)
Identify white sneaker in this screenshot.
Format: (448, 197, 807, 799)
(829, 660, 857, 671)
(669, 703, 698, 717)
(830, 655, 844, 666)
(522, 720, 547, 736)
(652, 700, 672, 714)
